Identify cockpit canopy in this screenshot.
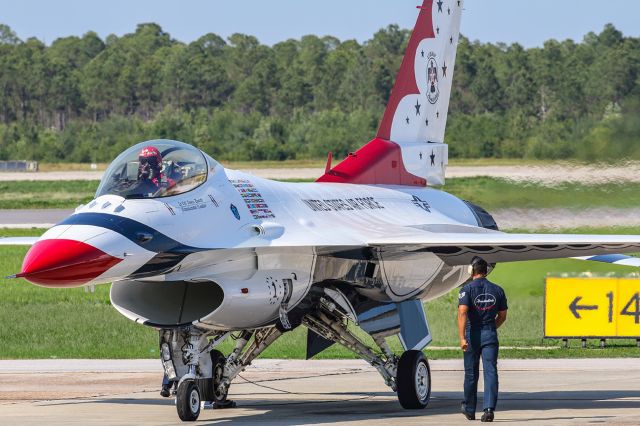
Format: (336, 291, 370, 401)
(96, 140, 209, 199)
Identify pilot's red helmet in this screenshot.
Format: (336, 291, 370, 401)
(138, 146, 162, 168)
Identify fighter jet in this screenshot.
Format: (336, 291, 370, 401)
(3, 0, 640, 421)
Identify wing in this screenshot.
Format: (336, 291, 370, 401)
(0, 237, 39, 246)
(367, 229, 640, 266)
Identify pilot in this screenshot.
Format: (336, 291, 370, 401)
(458, 257, 508, 422)
(137, 146, 175, 194)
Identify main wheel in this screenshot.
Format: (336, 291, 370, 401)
(210, 349, 230, 404)
(176, 380, 201, 421)
(396, 350, 431, 409)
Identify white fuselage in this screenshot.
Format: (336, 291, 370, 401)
(39, 163, 484, 330)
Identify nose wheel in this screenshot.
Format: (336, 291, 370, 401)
(176, 380, 201, 421)
(396, 350, 431, 409)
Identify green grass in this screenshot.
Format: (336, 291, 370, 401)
(2, 177, 640, 210)
(1, 227, 639, 359)
(0, 180, 98, 209)
(441, 177, 640, 211)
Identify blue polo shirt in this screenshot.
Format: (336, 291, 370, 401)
(458, 278, 508, 328)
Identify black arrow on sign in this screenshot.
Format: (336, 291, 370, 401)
(569, 296, 598, 319)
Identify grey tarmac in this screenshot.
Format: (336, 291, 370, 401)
(0, 358, 638, 425)
(0, 208, 72, 228)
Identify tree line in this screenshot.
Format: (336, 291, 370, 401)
(0, 22, 638, 163)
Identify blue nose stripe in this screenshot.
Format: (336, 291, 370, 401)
(58, 212, 206, 254)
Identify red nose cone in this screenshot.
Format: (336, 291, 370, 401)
(19, 239, 122, 287)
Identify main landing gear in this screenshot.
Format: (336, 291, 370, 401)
(301, 295, 432, 410)
(396, 350, 431, 409)
(161, 297, 432, 421)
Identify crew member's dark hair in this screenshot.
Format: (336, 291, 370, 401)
(471, 257, 488, 276)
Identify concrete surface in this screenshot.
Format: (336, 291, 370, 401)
(0, 358, 638, 425)
(0, 208, 72, 228)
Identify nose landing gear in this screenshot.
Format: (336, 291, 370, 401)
(176, 380, 201, 421)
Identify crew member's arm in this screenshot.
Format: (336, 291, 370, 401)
(495, 288, 508, 329)
(458, 305, 469, 351)
(495, 310, 507, 329)
(458, 288, 471, 351)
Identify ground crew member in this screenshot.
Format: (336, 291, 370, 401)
(458, 257, 508, 422)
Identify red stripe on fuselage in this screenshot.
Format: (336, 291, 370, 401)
(316, 138, 426, 186)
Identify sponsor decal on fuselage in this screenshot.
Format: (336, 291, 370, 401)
(178, 197, 207, 212)
(230, 179, 276, 219)
(301, 197, 385, 212)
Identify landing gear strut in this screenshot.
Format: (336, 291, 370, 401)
(301, 297, 432, 410)
(160, 326, 284, 422)
(302, 305, 398, 390)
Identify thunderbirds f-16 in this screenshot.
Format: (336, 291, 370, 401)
(3, 0, 640, 421)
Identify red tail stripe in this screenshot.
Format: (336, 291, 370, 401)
(377, 0, 435, 140)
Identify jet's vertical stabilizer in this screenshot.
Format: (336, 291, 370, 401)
(318, 0, 463, 186)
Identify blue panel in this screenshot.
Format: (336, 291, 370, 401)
(357, 303, 397, 322)
(587, 254, 630, 263)
(398, 300, 432, 351)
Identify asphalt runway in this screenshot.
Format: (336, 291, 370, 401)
(0, 359, 638, 425)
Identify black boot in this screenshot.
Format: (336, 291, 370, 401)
(160, 383, 171, 398)
(460, 401, 475, 420)
(481, 408, 494, 422)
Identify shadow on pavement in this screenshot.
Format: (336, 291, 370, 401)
(42, 389, 640, 425)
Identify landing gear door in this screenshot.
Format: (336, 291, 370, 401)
(398, 300, 432, 351)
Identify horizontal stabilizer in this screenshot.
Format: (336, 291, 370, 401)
(573, 254, 640, 267)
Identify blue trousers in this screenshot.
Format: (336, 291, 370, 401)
(463, 327, 499, 413)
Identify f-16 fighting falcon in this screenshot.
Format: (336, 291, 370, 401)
(3, 0, 640, 421)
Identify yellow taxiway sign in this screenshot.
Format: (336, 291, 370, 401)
(545, 277, 640, 338)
